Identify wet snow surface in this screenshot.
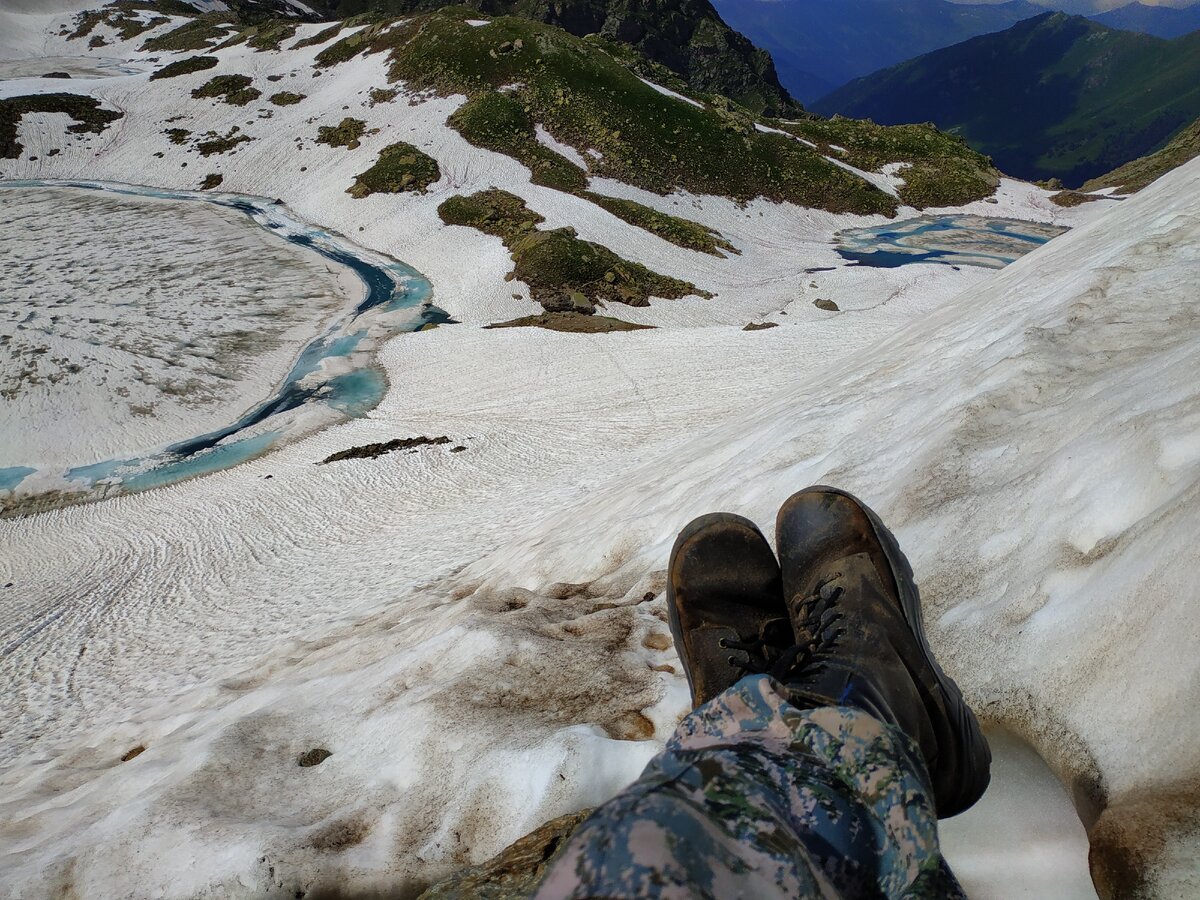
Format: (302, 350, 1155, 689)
(1, 5, 1197, 898)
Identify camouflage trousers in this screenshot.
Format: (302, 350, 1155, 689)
(536, 674, 964, 899)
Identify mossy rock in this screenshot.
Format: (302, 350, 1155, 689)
(268, 91, 306, 106)
(510, 227, 701, 309)
(199, 173, 223, 190)
(196, 130, 252, 156)
(191, 74, 261, 107)
(316, 116, 366, 150)
(347, 141, 440, 197)
(369, 87, 399, 105)
(149, 54, 218, 81)
(297, 748, 332, 767)
(1050, 190, 1105, 208)
(0, 94, 123, 159)
(437, 188, 545, 242)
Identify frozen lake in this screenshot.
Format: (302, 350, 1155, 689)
(836, 215, 1069, 269)
(0, 181, 444, 516)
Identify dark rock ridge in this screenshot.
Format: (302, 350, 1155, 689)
(321, 436, 453, 463)
(316, 0, 801, 115)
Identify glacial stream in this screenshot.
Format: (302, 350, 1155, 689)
(0, 180, 447, 516)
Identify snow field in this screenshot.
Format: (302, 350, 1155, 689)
(0, 5, 1187, 898)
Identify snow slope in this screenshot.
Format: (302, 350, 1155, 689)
(1, 5, 1194, 899)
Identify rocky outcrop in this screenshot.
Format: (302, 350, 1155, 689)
(417, 809, 592, 899)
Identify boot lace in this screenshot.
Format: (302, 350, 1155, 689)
(720, 575, 846, 683)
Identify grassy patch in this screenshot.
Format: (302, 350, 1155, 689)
(192, 74, 261, 107)
(581, 191, 736, 256)
(142, 14, 237, 52)
(268, 91, 306, 106)
(1049, 190, 1106, 208)
(293, 23, 344, 50)
(437, 188, 545, 242)
(0, 94, 123, 159)
(1083, 117, 1200, 194)
(439, 189, 706, 311)
(70, 3, 170, 42)
(347, 141, 440, 197)
(316, 116, 367, 149)
(778, 116, 999, 209)
(220, 19, 298, 51)
(313, 11, 897, 214)
(369, 86, 399, 104)
(149, 54, 218, 80)
(164, 127, 191, 144)
(196, 129, 252, 156)
(485, 312, 653, 333)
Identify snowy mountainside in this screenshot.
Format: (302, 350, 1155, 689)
(1, 2, 1194, 899)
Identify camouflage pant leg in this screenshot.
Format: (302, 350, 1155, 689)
(535, 674, 964, 900)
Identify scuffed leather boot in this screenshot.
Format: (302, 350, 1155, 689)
(774, 486, 991, 818)
(667, 513, 792, 709)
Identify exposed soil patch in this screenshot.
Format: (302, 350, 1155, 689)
(486, 312, 653, 333)
(321, 436, 453, 464)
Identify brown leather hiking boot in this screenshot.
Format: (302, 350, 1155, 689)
(774, 486, 991, 819)
(666, 513, 792, 709)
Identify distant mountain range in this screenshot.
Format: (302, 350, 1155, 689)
(1092, 1, 1200, 36)
(710, 0, 1200, 102)
(812, 12, 1200, 185)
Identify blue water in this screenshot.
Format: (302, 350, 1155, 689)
(835, 215, 1068, 269)
(0, 180, 450, 513)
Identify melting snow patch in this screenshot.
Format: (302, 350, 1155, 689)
(535, 124, 588, 170)
(637, 77, 703, 109)
(466, 19, 490, 26)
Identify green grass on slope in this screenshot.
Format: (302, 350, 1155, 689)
(348, 141, 441, 196)
(779, 117, 998, 208)
(142, 13, 239, 51)
(1083, 117, 1200, 194)
(313, 0, 800, 117)
(580, 192, 739, 256)
(439, 189, 707, 311)
(314, 10, 899, 215)
(219, 20, 298, 51)
(191, 74, 262, 106)
(1, 94, 123, 159)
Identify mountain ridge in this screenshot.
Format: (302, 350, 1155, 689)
(812, 12, 1200, 185)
